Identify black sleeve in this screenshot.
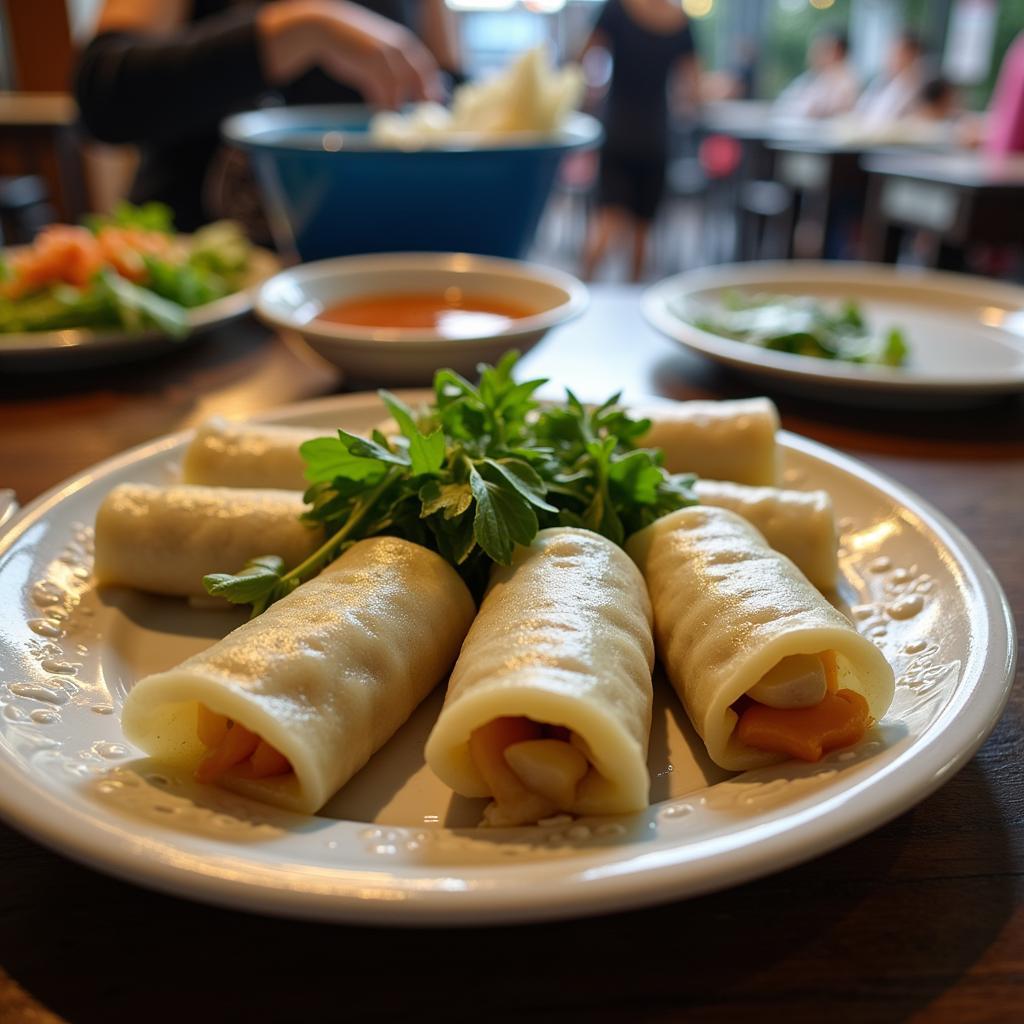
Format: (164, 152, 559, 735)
(594, 0, 623, 41)
(675, 23, 696, 61)
(73, 6, 269, 146)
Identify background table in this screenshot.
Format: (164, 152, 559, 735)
(862, 152, 1024, 270)
(1, 288, 1021, 1023)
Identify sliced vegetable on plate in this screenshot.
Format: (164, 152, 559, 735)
(0, 201, 253, 338)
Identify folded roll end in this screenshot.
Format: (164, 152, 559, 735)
(425, 672, 651, 818)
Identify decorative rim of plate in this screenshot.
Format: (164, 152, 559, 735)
(0, 393, 1015, 924)
(643, 261, 1024, 394)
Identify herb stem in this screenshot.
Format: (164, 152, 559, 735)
(278, 467, 400, 589)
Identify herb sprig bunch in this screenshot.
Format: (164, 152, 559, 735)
(204, 352, 697, 614)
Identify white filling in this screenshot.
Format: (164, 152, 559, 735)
(747, 653, 828, 709)
(504, 738, 589, 808)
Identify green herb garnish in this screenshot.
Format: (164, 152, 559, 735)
(204, 352, 697, 614)
(689, 292, 909, 367)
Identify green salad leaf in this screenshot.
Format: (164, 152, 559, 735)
(2, 203, 251, 336)
(84, 200, 175, 235)
(204, 352, 698, 613)
(100, 270, 190, 337)
(0, 269, 188, 336)
(689, 292, 909, 367)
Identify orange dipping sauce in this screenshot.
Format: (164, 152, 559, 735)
(318, 290, 536, 338)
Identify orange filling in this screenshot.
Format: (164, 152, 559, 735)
(736, 688, 871, 762)
(195, 705, 292, 783)
(470, 717, 542, 803)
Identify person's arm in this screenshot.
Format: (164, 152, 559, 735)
(671, 24, 702, 114)
(673, 53, 703, 112)
(75, 0, 441, 146)
(420, 0, 462, 77)
(76, 1, 265, 145)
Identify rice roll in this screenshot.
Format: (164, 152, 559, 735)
(695, 480, 837, 591)
(634, 398, 779, 485)
(122, 537, 476, 814)
(425, 528, 654, 826)
(627, 506, 893, 771)
(94, 483, 322, 597)
(181, 417, 319, 491)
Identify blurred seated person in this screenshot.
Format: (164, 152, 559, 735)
(915, 76, 958, 122)
(986, 30, 1024, 155)
(580, 0, 701, 282)
(75, 0, 460, 232)
(773, 30, 858, 119)
(855, 30, 926, 127)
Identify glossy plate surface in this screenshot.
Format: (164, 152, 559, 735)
(644, 262, 1024, 400)
(0, 392, 1014, 924)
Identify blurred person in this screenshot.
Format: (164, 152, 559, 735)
(855, 30, 926, 127)
(74, 1, 461, 232)
(773, 30, 858, 120)
(915, 75, 958, 123)
(986, 30, 1024, 155)
(580, 0, 701, 283)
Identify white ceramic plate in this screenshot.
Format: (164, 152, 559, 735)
(644, 262, 1024, 402)
(0, 248, 279, 370)
(0, 392, 1014, 925)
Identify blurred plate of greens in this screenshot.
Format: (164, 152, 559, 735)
(643, 261, 1024, 405)
(685, 291, 908, 368)
(0, 202, 278, 370)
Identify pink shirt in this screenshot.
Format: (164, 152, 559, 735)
(987, 31, 1024, 155)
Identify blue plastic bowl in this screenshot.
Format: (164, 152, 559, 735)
(222, 105, 602, 262)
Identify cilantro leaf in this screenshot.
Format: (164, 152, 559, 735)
(608, 450, 665, 506)
(420, 480, 474, 520)
(482, 458, 558, 514)
(380, 390, 444, 475)
(299, 435, 390, 485)
(206, 353, 701, 614)
(203, 554, 284, 607)
(469, 464, 537, 565)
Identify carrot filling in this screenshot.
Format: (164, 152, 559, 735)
(195, 705, 292, 783)
(468, 716, 590, 825)
(736, 661, 871, 763)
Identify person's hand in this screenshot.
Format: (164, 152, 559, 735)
(258, 0, 443, 108)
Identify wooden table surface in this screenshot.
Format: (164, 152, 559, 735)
(0, 287, 1021, 1024)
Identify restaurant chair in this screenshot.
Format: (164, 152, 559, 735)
(737, 178, 795, 261)
(0, 175, 56, 245)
